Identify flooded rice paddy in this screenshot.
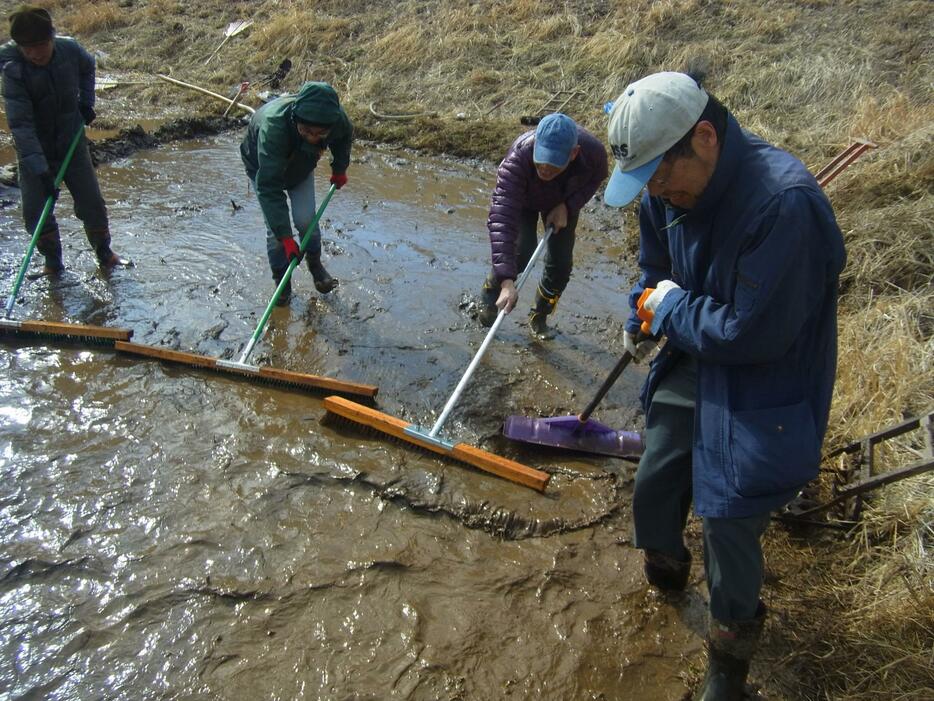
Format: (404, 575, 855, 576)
(0, 134, 705, 699)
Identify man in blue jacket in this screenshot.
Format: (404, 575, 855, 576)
(478, 112, 607, 338)
(1, 5, 124, 274)
(604, 71, 845, 700)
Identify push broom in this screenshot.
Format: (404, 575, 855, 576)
(502, 294, 657, 458)
(322, 227, 556, 492)
(116, 183, 377, 399)
(0, 125, 134, 347)
(502, 337, 646, 458)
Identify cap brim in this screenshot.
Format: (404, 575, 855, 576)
(603, 155, 663, 207)
(532, 146, 570, 169)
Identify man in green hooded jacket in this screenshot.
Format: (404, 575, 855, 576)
(240, 81, 352, 304)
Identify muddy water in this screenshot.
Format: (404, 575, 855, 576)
(0, 135, 705, 700)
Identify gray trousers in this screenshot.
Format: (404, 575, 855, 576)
(632, 354, 770, 621)
(253, 172, 322, 278)
(19, 137, 109, 263)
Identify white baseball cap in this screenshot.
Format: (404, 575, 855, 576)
(604, 72, 709, 207)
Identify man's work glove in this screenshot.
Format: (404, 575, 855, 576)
(330, 172, 347, 189)
(38, 171, 60, 201)
(280, 236, 302, 263)
(623, 330, 655, 363)
(79, 104, 96, 125)
(636, 280, 681, 332)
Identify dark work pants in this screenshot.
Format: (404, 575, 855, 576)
(19, 137, 109, 263)
(632, 354, 771, 621)
(483, 208, 578, 303)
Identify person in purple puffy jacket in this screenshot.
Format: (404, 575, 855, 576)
(477, 113, 608, 338)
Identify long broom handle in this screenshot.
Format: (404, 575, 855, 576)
(236, 183, 337, 365)
(4, 125, 85, 319)
(428, 225, 555, 438)
(577, 331, 649, 422)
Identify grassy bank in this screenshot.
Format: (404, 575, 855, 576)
(3, 1, 932, 698)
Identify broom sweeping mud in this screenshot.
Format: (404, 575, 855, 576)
(322, 227, 557, 492)
(1, 125, 134, 347)
(503, 337, 646, 458)
(115, 183, 377, 399)
(504, 299, 658, 457)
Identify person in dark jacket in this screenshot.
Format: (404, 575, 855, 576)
(1, 5, 124, 274)
(604, 71, 845, 700)
(240, 81, 351, 306)
(478, 112, 608, 338)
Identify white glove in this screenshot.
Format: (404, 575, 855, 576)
(623, 330, 655, 363)
(643, 279, 681, 313)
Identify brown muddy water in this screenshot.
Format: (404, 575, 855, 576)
(0, 135, 706, 700)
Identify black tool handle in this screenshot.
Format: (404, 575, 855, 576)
(578, 331, 648, 422)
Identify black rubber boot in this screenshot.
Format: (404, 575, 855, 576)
(37, 226, 64, 274)
(306, 254, 337, 294)
(643, 548, 692, 592)
(528, 284, 559, 339)
(86, 227, 118, 268)
(697, 603, 766, 701)
(272, 270, 292, 306)
(477, 277, 500, 327)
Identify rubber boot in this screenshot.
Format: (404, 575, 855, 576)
(643, 547, 692, 592)
(86, 227, 125, 268)
(697, 603, 766, 701)
(272, 269, 292, 306)
(306, 253, 337, 294)
(37, 226, 64, 275)
(528, 284, 558, 339)
(477, 277, 500, 327)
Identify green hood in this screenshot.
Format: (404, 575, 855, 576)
(292, 82, 342, 125)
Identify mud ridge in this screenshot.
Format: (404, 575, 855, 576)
(281, 468, 623, 540)
(90, 116, 243, 167)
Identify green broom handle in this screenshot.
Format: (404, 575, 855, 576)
(4, 125, 85, 319)
(236, 182, 338, 364)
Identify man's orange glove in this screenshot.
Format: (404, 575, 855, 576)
(636, 288, 655, 334)
(636, 280, 681, 333)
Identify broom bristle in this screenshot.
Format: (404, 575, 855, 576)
(114, 341, 378, 398)
(0, 319, 133, 346)
(321, 395, 550, 492)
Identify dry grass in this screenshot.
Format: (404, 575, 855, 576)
(0, 0, 932, 698)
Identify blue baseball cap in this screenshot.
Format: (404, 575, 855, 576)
(533, 113, 578, 168)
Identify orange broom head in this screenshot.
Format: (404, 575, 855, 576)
(321, 395, 550, 492)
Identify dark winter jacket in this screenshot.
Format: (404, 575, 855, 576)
(488, 126, 608, 281)
(0, 36, 94, 176)
(240, 81, 352, 238)
(629, 115, 846, 518)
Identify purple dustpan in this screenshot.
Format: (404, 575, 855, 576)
(503, 415, 643, 459)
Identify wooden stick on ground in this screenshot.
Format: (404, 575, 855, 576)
(156, 74, 256, 115)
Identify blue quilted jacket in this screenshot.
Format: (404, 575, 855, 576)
(487, 126, 607, 282)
